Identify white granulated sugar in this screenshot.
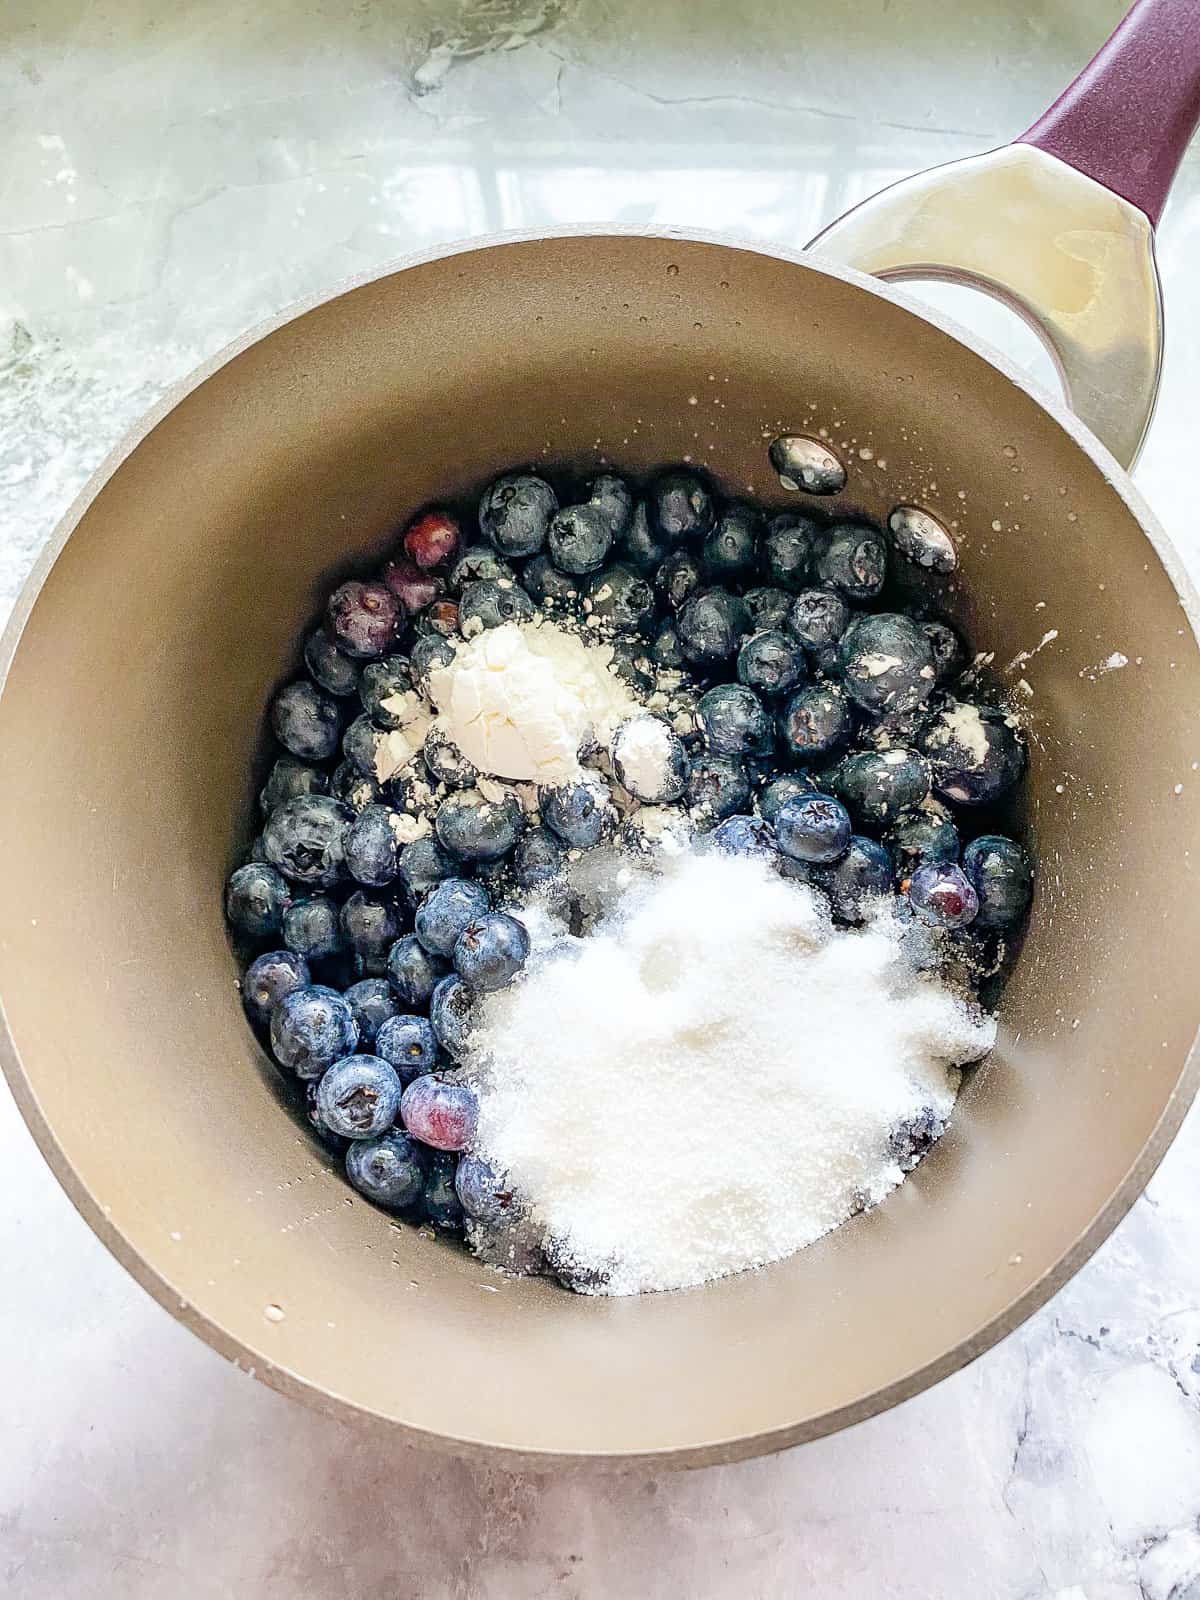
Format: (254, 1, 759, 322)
(427, 620, 639, 784)
(468, 852, 995, 1296)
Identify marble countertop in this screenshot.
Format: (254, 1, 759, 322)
(4, 2, 1200, 1594)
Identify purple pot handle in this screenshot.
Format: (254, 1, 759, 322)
(1019, 0, 1200, 226)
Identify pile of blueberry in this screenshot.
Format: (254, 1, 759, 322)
(225, 458, 1034, 1259)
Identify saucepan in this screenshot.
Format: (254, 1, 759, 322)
(2, 0, 1199, 1465)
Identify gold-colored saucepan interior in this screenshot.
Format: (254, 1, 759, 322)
(1, 232, 1199, 1465)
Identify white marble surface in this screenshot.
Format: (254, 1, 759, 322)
(4, 2, 1200, 1595)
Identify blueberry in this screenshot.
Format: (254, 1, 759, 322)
(345, 804, 402, 887)
(888, 1106, 948, 1172)
(382, 559, 445, 619)
(923, 620, 968, 684)
(761, 512, 819, 591)
(358, 656, 413, 728)
(401, 1074, 479, 1151)
(422, 727, 478, 791)
(886, 809, 961, 879)
(343, 978, 402, 1048)
(775, 793, 852, 864)
(540, 774, 611, 847)
(304, 629, 361, 697)
(270, 984, 359, 1079)
(521, 554, 579, 608)
(814, 835, 893, 923)
(620, 500, 669, 572)
(415, 877, 490, 957)
(305, 1079, 350, 1156)
(584, 564, 655, 634)
(479, 472, 558, 557)
(270, 680, 341, 762)
(860, 696, 944, 753)
(339, 890, 402, 973)
(737, 629, 807, 699)
(449, 544, 517, 594)
(652, 619, 686, 668)
(655, 548, 703, 611)
(788, 587, 850, 652)
(342, 713, 389, 779)
(345, 1130, 425, 1209)
(743, 585, 794, 633)
(225, 862, 292, 939)
(710, 814, 778, 858)
(611, 715, 689, 803)
(918, 701, 1026, 806)
(330, 760, 382, 813)
(684, 754, 750, 820)
(769, 434, 847, 495)
(649, 470, 715, 542)
(814, 522, 887, 602)
(779, 682, 854, 760)
(435, 788, 523, 862)
(397, 836, 456, 904)
(262, 794, 352, 886)
(840, 613, 937, 716)
(459, 577, 535, 635)
(702, 502, 760, 580)
(907, 862, 979, 929)
(512, 825, 565, 888)
(282, 895, 344, 961)
(588, 473, 634, 538)
(548, 503, 613, 575)
(961, 834, 1033, 929)
(410, 632, 457, 691)
(423, 1151, 465, 1230)
(316, 1054, 403, 1139)
(758, 771, 817, 823)
(609, 640, 656, 692)
(429, 974, 476, 1057)
(326, 580, 402, 659)
(259, 756, 330, 818)
(697, 683, 774, 760)
(242, 949, 310, 1025)
(455, 1153, 515, 1223)
(376, 1012, 440, 1083)
(454, 912, 531, 991)
(403, 508, 462, 571)
(831, 747, 931, 829)
(677, 589, 750, 665)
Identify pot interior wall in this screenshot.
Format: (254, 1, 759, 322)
(1, 234, 1198, 1461)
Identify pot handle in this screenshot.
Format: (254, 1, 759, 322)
(808, 0, 1200, 470)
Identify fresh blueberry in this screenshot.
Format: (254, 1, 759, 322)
(479, 472, 558, 557)
(702, 503, 760, 580)
(435, 788, 523, 862)
(345, 1131, 425, 1209)
(454, 912, 531, 991)
(339, 890, 402, 973)
(698, 683, 774, 759)
(655, 547, 703, 611)
(923, 620, 968, 683)
(242, 949, 310, 1025)
(521, 554, 579, 608)
(907, 862, 979, 929)
(315, 1054, 403, 1139)
(449, 544, 517, 594)
(385, 936, 447, 1011)
(774, 793, 852, 864)
(397, 836, 456, 904)
(326, 580, 402, 659)
(330, 760, 382, 813)
(611, 715, 689, 803)
(358, 656, 413, 728)
(409, 633, 457, 691)
(886, 809, 961, 879)
(779, 682, 854, 760)
(761, 512, 819, 591)
(512, 825, 565, 888)
(649, 470, 715, 542)
(262, 794, 352, 886)
(423, 1151, 465, 1230)
(270, 680, 341, 762)
(401, 1074, 479, 1151)
(305, 1079, 350, 1156)
(376, 1012, 440, 1083)
(677, 589, 750, 665)
(303, 629, 361, 698)
(710, 814, 778, 858)
(737, 629, 807, 699)
(540, 774, 611, 848)
(455, 1153, 514, 1223)
(620, 500, 669, 572)
(813, 835, 893, 923)
(787, 587, 850, 651)
(429, 974, 476, 1057)
(814, 522, 887, 601)
(583, 564, 655, 634)
(652, 619, 686, 668)
(421, 727, 477, 791)
(459, 577, 535, 635)
(382, 558, 445, 618)
(831, 747, 931, 829)
(341, 713, 389, 779)
(270, 984, 359, 1079)
(403, 508, 462, 571)
(758, 771, 817, 822)
(918, 701, 1026, 806)
(961, 834, 1033, 929)
(345, 804, 402, 887)
(415, 877, 490, 957)
(684, 754, 750, 820)
(548, 503, 613, 575)
(343, 977, 402, 1048)
(743, 585, 794, 633)
(259, 756, 330, 817)
(840, 613, 937, 715)
(282, 895, 344, 961)
(225, 862, 292, 938)
(588, 473, 634, 538)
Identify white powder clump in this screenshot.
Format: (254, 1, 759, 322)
(427, 620, 639, 784)
(373, 688, 434, 783)
(611, 713, 686, 803)
(467, 852, 995, 1296)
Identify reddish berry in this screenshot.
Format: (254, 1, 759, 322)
(400, 1074, 479, 1152)
(404, 509, 462, 571)
(422, 599, 460, 637)
(326, 580, 401, 659)
(382, 558, 445, 617)
(908, 862, 979, 929)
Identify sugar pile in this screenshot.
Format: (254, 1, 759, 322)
(466, 851, 995, 1296)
